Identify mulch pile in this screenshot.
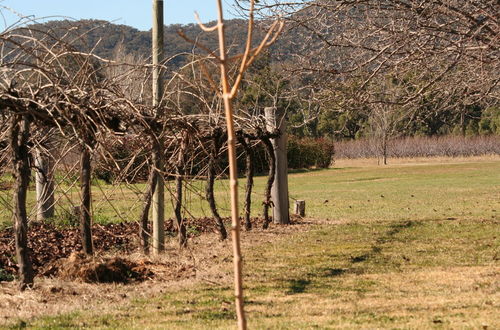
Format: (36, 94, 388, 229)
(0, 221, 140, 280)
(0, 216, 268, 282)
(57, 252, 154, 283)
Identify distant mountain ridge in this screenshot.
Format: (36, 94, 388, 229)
(27, 18, 266, 70)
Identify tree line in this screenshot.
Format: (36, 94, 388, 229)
(20, 1, 499, 148)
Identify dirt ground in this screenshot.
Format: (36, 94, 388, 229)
(0, 218, 224, 279)
(0, 217, 311, 324)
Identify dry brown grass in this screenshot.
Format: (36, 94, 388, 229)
(2, 215, 497, 329)
(0, 221, 311, 325)
(246, 266, 499, 329)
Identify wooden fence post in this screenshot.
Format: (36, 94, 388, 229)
(35, 144, 54, 221)
(265, 107, 290, 225)
(151, 0, 165, 254)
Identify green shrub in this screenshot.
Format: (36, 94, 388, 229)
(479, 106, 500, 135)
(287, 137, 335, 169)
(0, 268, 14, 282)
(46, 209, 79, 228)
(235, 137, 335, 174)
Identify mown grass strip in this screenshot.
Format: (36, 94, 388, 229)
(20, 217, 498, 329)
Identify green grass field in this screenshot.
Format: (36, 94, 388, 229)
(2, 158, 499, 329)
(2, 158, 498, 227)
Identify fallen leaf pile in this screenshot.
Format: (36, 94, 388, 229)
(57, 252, 154, 283)
(0, 221, 140, 279)
(0, 216, 265, 280)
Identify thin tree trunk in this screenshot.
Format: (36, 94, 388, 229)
(174, 171, 187, 247)
(261, 136, 276, 229)
(217, 7, 246, 324)
(80, 143, 93, 255)
(139, 166, 156, 254)
(460, 110, 466, 136)
(206, 133, 228, 240)
(382, 133, 388, 165)
(174, 134, 187, 248)
(10, 115, 34, 291)
(238, 135, 254, 231)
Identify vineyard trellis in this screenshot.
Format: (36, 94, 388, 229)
(0, 7, 284, 329)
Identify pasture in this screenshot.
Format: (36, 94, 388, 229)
(1, 157, 499, 329)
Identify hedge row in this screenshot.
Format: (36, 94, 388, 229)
(335, 135, 500, 159)
(93, 135, 336, 183)
(82, 134, 500, 183)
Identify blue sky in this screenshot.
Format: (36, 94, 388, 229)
(0, 0, 240, 31)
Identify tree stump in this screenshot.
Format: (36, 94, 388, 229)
(294, 200, 306, 217)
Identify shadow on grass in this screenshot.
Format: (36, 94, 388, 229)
(342, 176, 386, 183)
(286, 279, 312, 294)
(321, 220, 421, 277)
(378, 220, 419, 243)
(323, 268, 347, 276)
(197, 309, 235, 321)
(353, 220, 421, 261)
(288, 166, 354, 175)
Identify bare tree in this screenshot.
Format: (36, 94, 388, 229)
(261, 132, 276, 229)
(237, 132, 254, 231)
(9, 114, 34, 290)
(239, 0, 498, 136)
(205, 128, 228, 240)
(179, 1, 283, 327)
(1, 18, 138, 284)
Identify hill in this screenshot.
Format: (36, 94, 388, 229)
(27, 18, 266, 70)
